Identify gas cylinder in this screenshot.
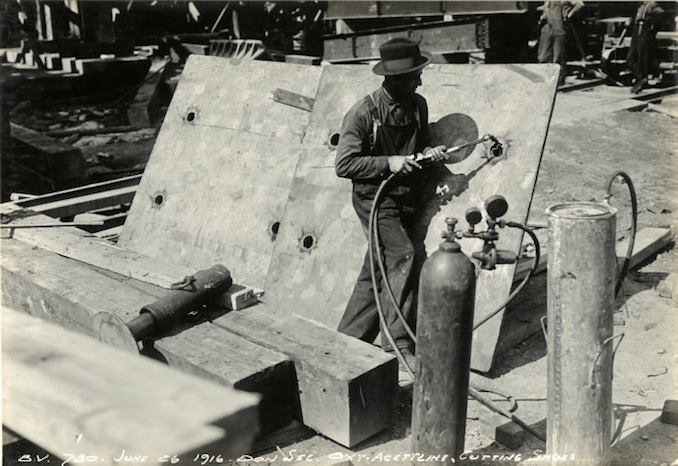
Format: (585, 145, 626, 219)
(411, 218, 476, 459)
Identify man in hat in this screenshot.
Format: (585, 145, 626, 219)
(335, 38, 447, 370)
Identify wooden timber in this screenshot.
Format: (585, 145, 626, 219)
(211, 308, 397, 448)
(2, 309, 260, 463)
(5, 175, 140, 219)
(1, 233, 399, 444)
(2, 211, 263, 308)
(0, 238, 294, 432)
(10, 122, 85, 186)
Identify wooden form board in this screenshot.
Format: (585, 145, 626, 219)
(2, 308, 260, 462)
(118, 55, 323, 289)
(0, 238, 294, 432)
(265, 64, 560, 372)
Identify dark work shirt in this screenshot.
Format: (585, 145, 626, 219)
(335, 86, 432, 181)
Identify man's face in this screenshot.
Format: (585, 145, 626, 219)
(392, 70, 423, 96)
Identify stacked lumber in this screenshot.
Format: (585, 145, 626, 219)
(0, 216, 398, 448)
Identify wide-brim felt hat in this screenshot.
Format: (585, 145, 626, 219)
(373, 38, 433, 76)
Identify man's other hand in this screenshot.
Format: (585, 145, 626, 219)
(388, 155, 422, 175)
(422, 145, 447, 162)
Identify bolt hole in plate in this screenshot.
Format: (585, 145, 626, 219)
(301, 234, 316, 251)
(151, 190, 167, 208)
(270, 221, 281, 239)
(328, 132, 341, 149)
(429, 113, 479, 163)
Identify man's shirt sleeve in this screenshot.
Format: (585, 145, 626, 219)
(335, 102, 390, 180)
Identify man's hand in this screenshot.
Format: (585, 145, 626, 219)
(388, 155, 422, 175)
(420, 145, 448, 162)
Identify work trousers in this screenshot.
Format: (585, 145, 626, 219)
(627, 30, 658, 81)
(538, 22, 568, 85)
(337, 185, 428, 352)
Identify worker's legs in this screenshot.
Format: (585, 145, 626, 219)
(338, 192, 416, 351)
(539, 23, 568, 86)
(553, 29, 568, 86)
(337, 245, 381, 345)
(626, 36, 640, 80)
(537, 24, 555, 64)
(373, 203, 417, 351)
(628, 32, 653, 93)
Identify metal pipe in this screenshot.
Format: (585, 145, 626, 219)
(93, 265, 232, 352)
(546, 202, 617, 465)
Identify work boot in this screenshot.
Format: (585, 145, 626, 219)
(396, 347, 417, 374)
(631, 77, 648, 94)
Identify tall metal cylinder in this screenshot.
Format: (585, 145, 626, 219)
(546, 202, 617, 465)
(412, 237, 476, 460)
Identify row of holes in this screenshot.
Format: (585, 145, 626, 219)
(179, 110, 320, 250)
(184, 111, 341, 150)
(152, 198, 315, 250)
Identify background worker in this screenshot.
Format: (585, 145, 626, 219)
(627, 1, 665, 94)
(537, 0, 585, 87)
(334, 38, 446, 370)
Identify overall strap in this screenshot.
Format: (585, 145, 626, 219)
(364, 92, 398, 155)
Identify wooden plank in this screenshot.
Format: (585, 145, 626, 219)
(118, 56, 323, 289)
(211, 306, 398, 448)
(3, 175, 141, 219)
(15, 185, 136, 219)
(0, 239, 295, 432)
(647, 102, 678, 119)
(2, 308, 260, 462)
(616, 227, 673, 269)
(265, 63, 560, 372)
(554, 85, 678, 124)
(8, 175, 141, 209)
(3, 212, 263, 308)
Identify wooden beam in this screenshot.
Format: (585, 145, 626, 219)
(647, 102, 678, 118)
(211, 307, 398, 448)
(7, 175, 141, 209)
(2, 212, 263, 308)
(616, 227, 674, 269)
(324, 20, 483, 62)
(2, 308, 260, 463)
(0, 239, 294, 432)
(10, 122, 85, 185)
